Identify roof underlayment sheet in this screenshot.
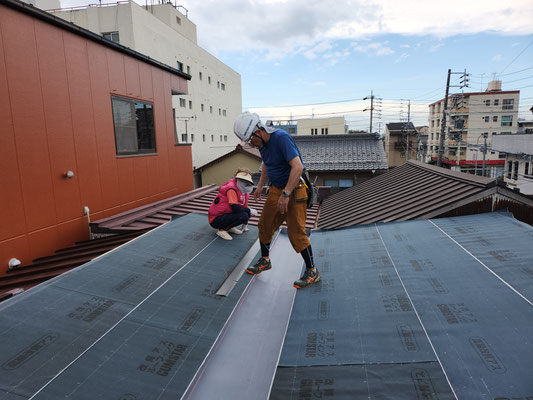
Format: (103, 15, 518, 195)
(272, 212, 533, 399)
(1, 211, 532, 399)
(0, 213, 258, 399)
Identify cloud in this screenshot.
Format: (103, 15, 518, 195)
(400, 44, 410, 48)
(492, 55, 502, 61)
(429, 43, 443, 52)
(301, 40, 333, 60)
(395, 53, 409, 63)
(352, 42, 395, 56)
(61, 0, 533, 58)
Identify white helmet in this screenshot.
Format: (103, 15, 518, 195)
(234, 111, 261, 142)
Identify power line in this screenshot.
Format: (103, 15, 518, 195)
(500, 40, 533, 75)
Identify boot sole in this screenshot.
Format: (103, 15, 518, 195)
(246, 266, 272, 275)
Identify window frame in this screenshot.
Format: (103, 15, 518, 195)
(111, 95, 157, 157)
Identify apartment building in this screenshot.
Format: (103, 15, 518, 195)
(298, 117, 347, 135)
(493, 134, 533, 195)
(384, 122, 418, 167)
(427, 81, 519, 177)
(52, 1, 242, 176)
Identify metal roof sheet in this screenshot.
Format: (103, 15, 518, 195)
(317, 160, 533, 229)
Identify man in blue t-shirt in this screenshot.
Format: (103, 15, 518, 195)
(233, 112, 320, 289)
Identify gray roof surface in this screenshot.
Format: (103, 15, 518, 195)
(293, 134, 388, 172)
(386, 122, 417, 135)
(318, 160, 533, 229)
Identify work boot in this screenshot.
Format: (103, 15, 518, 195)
(246, 257, 272, 275)
(293, 268, 321, 289)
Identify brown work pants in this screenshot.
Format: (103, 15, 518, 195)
(258, 184, 310, 253)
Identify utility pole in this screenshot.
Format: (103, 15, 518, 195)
(363, 91, 375, 134)
(482, 133, 487, 177)
(406, 100, 411, 161)
(437, 70, 451, 167)
(437, 69, 470, 167)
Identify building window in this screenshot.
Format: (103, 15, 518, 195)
(502, 99, 514, 110)
(437, 119, 440, 127)
(483, 116, 489, 122)
(513, 161, 519, 180)
(494, 99, 499, 106)
(224, 135, 228, 142)
(507, 161, 513, 179)
(321, 128, 324, 135)
(211, 135, 214, 142)
(223, 109, 226, 116)
(431, 120, 435, 128)
(177, 61, 183, 72)
(191, 134, 194, 142)
(324, 179, 339, 187)
(210, 106, 213, 114)
(189, 100, 192, 109)
(498, 153, 506, 159)
(179, 98, 186, 108)
(199, 72, 203, 80)
(501, 116, 512, 127)
(325, 128, 328, 135)
(208, 76, 211, 84)
(493, 116, 498, 122)
(217, 81, 220, 88)
(219, 135, 222, 141)
(176, 16, 181, 25)
(187, 65, 190, 75)
(525, 161, 531, 175)
(111, 95, 156, 156)
(181, 133, 187, 143)
(484, 99, 490, 106)
(202, 134, 206, 142)
(201, 104, 204, 112)
(339, 179, 353, 187)
(218, 108, 221, 116)
(221, 83, 225, 91)
(102, 31, 120, 43)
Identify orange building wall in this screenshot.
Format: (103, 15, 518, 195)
(0, 5, 193, 274)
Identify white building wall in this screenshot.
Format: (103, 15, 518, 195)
(427, 84, 519, 176)
(298, 117, 346, 135)
(493, 134, 533, 195)
(53, 2, 242, 172)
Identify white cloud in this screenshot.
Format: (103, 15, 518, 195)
(395, 53, 409, 63)
(492, 55, 502, 61)
(61, 0, 533, 57)
(352, 42, 395, 56)
(302, 40, 333, 60)
(400, 44, 410, 48)
(429, 43, 444, 52)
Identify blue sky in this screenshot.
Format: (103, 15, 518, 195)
(59, 0, 533, 132)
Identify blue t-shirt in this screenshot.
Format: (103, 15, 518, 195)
(259, 129, 305, 188)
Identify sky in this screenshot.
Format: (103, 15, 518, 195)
(60, 0, 533, 133)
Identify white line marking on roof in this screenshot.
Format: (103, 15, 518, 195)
(375, 223, 459, 400)
(28, 235, 219, 399)
(429, 219, 533, 307)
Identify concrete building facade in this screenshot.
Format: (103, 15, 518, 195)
(298, 117, 347, 136)
(427, 81, 519, 177)
(492, 134, 533, 195)
(52, 1, 242, 173)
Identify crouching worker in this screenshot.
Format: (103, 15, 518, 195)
(208, 168, 258, 240)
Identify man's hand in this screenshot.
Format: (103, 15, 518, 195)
(278, 195, 289, 214)
(253, 189, 262, 202)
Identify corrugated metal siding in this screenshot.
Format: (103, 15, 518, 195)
(318, 161, 497, 229)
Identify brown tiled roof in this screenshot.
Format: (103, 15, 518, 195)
(318, 160, 533, 229)
(92, 185, 319, 233)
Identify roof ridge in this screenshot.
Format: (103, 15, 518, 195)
(407, 160, 495, 187)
